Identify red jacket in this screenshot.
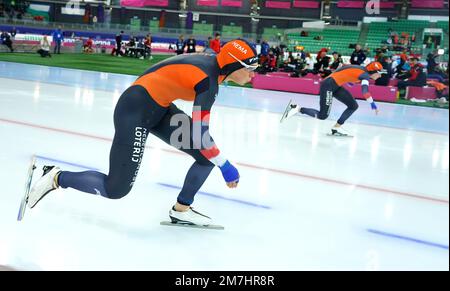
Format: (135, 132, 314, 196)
(409, 63, 423, 81)
(210, 39, 221, 53)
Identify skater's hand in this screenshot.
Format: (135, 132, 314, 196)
(370, 101, 379, 115)
(219, 160, 240, 188)
(226, 181, 239, 189)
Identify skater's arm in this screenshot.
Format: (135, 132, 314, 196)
(193, 78, 240, 186)
(192, 77, 225, 166)
(359, 73, 379, 114)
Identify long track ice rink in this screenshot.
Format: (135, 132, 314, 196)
(0, 62, 448, 270)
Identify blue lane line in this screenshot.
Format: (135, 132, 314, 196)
(157, 182, 272, 209)
(367, 229, 449, 250)
(35, 155, 100, 171)
(34, 156, 271, 209)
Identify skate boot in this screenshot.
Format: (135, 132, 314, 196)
(27, 166, 61, 209)
(280, 99, 300, 123)
(169, 206, 212, 226)
(329, 127, 352, 137)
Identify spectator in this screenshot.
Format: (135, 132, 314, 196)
(271, 45, 282, 66)
(314, 50, 331, 77)
(313, 35, 323, 41)
(137, 38, 146, 59)
(411, 32, 416, 43)
(115, 31, 124, 57)
(330, 52, 343, 71)
(83, 37, 94, 53)
(425, 36, 433, 49)
(10, 27, 16, 39)
(203, 36, 213, 53)
(186, 35, 196, 54)
(283, 51, 298, 72)
(260, 50, 277, 73)
(260, 39, 270, 64)
(52, 26, 64, 54)
(393, 33, 399, 45)
(175, 35, 185, 55)
(209, 33, 221, 54)
(396, 49, 409, 74)
(350, 44, 366, 65)
(125, 36, 137, 57)
(427, 50, 439, 74)
(426, 52, 447, 83)
(37, 35, 51, 57)
(0, 31, 13, 52)
(375, 56, 393, 86)
(316, 48, 328, 62)
(397, 57, 427, 92)
(300, 30, 308, 37)
(386, 36, 392, 45)
(314, 50, 329, 69)
(294, 52, 315, 77)
(144, 34, 152, 59)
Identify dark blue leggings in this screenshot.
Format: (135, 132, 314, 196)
(300, 78, 359, 125)
(58, 85, 214, 206)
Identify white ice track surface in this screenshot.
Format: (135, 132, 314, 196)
(0, 63, 448, 271)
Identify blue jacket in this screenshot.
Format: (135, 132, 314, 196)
(261, 42, 270, 56)
(52, 29, 64, 42)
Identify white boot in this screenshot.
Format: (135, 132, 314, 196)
(280, 99, 300, 123)
(169, 206, 212, 226)
(28, 166, 60, 209)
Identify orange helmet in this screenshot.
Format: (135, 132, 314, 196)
(366, 61, 386, 74)
(216, 39, 258, 76)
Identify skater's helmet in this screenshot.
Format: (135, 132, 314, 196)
(366, 61, 386, 74)
(216, 39, 258, 77)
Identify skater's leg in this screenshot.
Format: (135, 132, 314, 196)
(333, 87, 359, 126)
(299, 107, 320, 118)
(58, 171, 108, 196)
(176, 162, 215, 207)
(150, 104, 215, 207)
(58, 85, 168, 199)
(300, 78, 335, 120)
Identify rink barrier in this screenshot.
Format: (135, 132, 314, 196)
(406, 86, 438, 100)
(252, 74, 398, 102)
(252, 73, 321, 95)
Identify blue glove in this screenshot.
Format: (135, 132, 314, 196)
(219, 160, 240, 183)
(370, 101, 378, 110)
